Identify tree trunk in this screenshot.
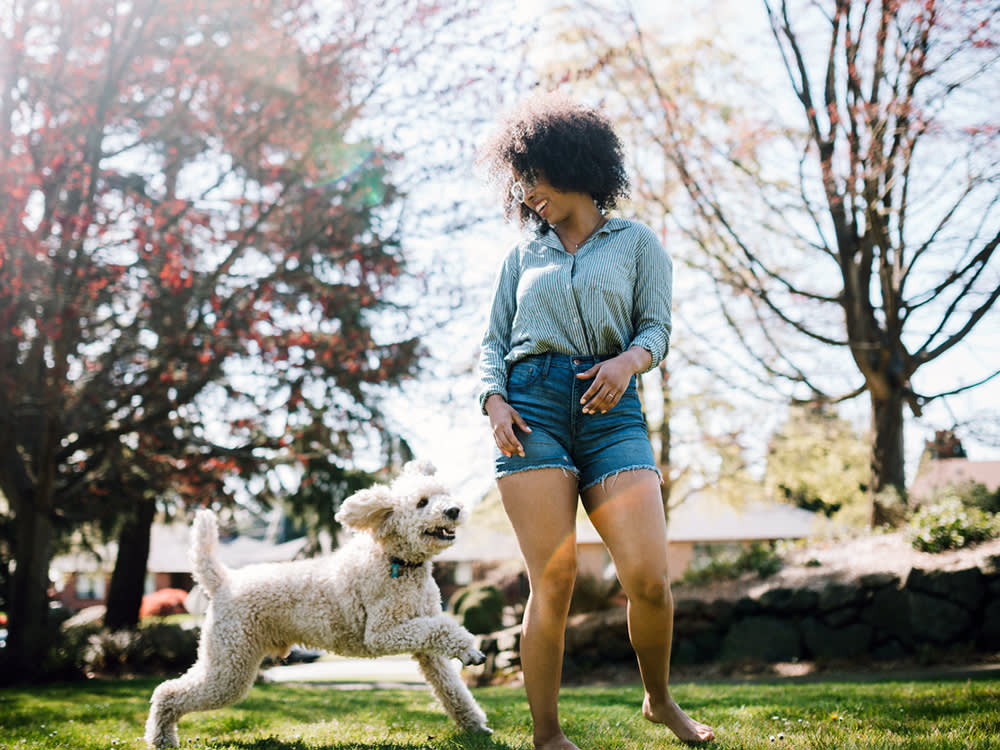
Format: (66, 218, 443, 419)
(657, 362, 673, 523)
(104, 497, 155, 631)
(869, 386, 907, 526)
(2, 500, 55, 684)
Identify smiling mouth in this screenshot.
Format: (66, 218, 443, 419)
(426, 526, 456, 541)
(535, 199, 548, 217)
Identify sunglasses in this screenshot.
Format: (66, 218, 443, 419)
(510, 176, 538, 204)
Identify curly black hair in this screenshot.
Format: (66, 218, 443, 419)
(478, 92, 629, 231)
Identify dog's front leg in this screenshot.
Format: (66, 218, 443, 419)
(364, 615, 484, 665)
(413, 652, 491, 734)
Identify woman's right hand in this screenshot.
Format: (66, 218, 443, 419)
(485, 394, 531, 458)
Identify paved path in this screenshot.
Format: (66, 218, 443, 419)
(260, 652, 1000, 688)
(260, 654, 428, 686)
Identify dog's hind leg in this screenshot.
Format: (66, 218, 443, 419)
(145, 651, 260, 748)
(413, 652, 491, 734)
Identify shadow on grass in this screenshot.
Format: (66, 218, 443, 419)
(239, 683, 433, 723)
(221, 732, 517, 750)
(181, 682, 520, 750)
(558, 677, 1000, 732)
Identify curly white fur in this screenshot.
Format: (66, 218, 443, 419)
(145, 461, 490, 748)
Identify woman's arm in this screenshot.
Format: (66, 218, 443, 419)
(629, 229, 673, 371)
(478, 249, 520, 414)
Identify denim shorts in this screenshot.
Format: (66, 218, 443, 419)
(494, 353, 661, 491)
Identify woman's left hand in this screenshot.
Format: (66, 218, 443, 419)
(577, 347, 652, 414)
(576, 353, 638, 414)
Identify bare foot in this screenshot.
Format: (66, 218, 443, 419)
(643, 694, 715, 744)
(535, 732, 581, 750)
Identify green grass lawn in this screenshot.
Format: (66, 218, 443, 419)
(2, 673, 999, 749)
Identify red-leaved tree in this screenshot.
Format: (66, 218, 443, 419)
(0, 0, 479, 680)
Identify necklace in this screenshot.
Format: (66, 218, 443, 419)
(573, 216, 608, 249)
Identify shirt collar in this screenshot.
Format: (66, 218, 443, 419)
(534, 217, 628, 253)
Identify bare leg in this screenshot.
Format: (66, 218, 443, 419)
(583, 471, 715, 744)
(499, 468, 581, 750)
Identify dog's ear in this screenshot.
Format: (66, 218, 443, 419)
(336, 485, 394, 532)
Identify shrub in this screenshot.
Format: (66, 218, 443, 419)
(569, 574, 622, 615)
(680, 541, 782, 585)
(53, 620, 199, 677)
(450, 585, 504, 635)
(908, 497, 1000, 553)
(44, 617, 103, 679)
(744, 542, 784, 577)
(951, 481, 1000, 514)
(135, 621, 200, 671)
(82, 630, 138, 674)
(140, 588, 188, 618)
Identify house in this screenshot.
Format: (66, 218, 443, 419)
(50, 521, 308, 613)
(910, 458, 1000, 504)
(51, 485, 824, 613)
(909, 430, 1000, 505)
(442, 486, 820, 584)
(661, 497, 820, 580)
(575, 496, 819, 582)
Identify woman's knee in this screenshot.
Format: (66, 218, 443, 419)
(531, 554, 577, 605)
(622, 568, 671, 608)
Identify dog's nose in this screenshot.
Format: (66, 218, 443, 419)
(445, 506, 461, 521)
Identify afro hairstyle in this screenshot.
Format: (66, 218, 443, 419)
(478, 91, 629, 231)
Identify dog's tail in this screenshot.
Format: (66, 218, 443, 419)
(190, 509, 229, 596)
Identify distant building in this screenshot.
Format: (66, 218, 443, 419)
(923, 429, 969, 460)
(444, 487, 820, 584)
(661, 497, 820, 581)
(50, 522, 308, 613)
(909, 430, 1000, 505)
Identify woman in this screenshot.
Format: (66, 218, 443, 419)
(477, 93, 715, 749)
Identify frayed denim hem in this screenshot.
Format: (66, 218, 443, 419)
(495, 464, 579, 482)
(580, 465, 662, 493)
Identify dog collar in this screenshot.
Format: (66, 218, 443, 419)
(390, 557, 424, 578)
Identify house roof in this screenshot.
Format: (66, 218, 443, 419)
(147, 523, 309, 572)
(148, 523, 309, 572)
(664, 498, 819, 543)
(52, 492, 823, 576)
(909, 458, 1000, 503)
(570, 497, 818, 546)
(50, 523, 309, 577)
(435, 489, 820, 563)
(436, 527, 522, 562)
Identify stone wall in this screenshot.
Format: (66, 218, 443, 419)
(470, 561, 1000, 684)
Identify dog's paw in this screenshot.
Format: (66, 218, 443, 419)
(459, 647, 486, 666)
(464, 724, 493, 735)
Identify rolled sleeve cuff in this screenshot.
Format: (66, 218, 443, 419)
(630, 330, 669, 372)
(479, 387, 507, 415)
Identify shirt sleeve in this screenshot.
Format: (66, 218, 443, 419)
(478, 248, 520, 414)
(629, 229, 673, 371)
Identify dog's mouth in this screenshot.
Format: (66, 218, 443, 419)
(425, 526, 457, 542)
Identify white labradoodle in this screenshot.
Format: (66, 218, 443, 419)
(145, 461, 490, 748)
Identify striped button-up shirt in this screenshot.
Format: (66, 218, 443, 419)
(478, 217, 673, 412)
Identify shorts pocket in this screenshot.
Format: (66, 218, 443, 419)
(507, 359, 543, 389)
